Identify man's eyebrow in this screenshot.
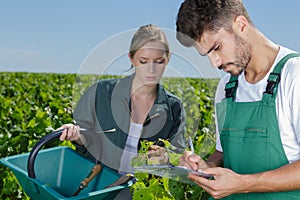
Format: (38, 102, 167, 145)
(200, 43, 216, 56)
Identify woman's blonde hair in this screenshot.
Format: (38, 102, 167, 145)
(129, 24, 170, 59)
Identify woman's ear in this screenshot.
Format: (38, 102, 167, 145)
(128, 53, 134, 67)
(167, 53, 172, 64)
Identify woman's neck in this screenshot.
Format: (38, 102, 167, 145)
(130, 79, 157, 124)
(131, 78, 157, 98)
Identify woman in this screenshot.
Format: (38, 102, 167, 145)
(59, 24, 186, 174)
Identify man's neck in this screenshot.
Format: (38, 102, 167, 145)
(245, 31, 280, 83)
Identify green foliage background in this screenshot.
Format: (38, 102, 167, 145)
(0, 72, 219, 200)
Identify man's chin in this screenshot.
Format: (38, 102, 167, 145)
(228, 68, 244, 76)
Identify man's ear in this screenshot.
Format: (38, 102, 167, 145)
(233, 15, 249, 34)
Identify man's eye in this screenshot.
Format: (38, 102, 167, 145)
(214, 45, 220, 51)
(140, 60, 147, 64)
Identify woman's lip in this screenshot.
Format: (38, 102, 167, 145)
(147, 76, 156, 80)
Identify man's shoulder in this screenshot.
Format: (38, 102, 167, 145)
(276, 46, 300, 63)
(278, 46, 300, 77)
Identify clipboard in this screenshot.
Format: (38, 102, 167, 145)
(133, 164, 213, 184)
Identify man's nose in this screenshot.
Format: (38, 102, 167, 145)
(208, 53, 222, 69)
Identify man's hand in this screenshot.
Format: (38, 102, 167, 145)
(188, 167, 245, 199)
(179, 150, 243, 199)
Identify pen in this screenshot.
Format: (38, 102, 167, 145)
(188, 136, 194, 154)
(79, 128, 116, 133)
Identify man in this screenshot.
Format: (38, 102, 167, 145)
(176, 0, 300, 199)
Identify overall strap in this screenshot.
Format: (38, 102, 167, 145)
(225, 75, 238, 102)
(263, 53, 300, 101)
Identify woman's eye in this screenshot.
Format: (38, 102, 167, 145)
(155, 60, 165, 64)
(138, 59, 165, 65)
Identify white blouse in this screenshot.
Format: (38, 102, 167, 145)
(119, 122, 143, 173)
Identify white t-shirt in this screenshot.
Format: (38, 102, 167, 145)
(119, 122, 143, 173)
(215, 46, 300, 163)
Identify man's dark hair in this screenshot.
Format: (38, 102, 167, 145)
(176, 0, 252, 47)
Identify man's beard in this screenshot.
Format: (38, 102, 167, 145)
(220, 33, 251, 76)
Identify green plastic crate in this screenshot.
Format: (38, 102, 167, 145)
(0, 146, 131, 200)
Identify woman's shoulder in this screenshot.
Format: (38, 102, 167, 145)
(161, 87, 182, 105)
(165, 90, 180, 101)
(97, 77, 120, 86)
(95, 77, 127, 93)
(97, 75, 133, 87)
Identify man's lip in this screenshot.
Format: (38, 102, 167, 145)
(218, 66, 227, 72)
(222, 68, 229, 72)
(218, 65, 227, 71)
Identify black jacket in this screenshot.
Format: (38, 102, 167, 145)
(73, 73, 186, 170)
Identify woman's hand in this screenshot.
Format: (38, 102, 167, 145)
(147, 145, 169, 164)
(57, 124, 80, 142)
(179, 150, 210, 170)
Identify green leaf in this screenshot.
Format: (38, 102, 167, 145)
(27, 118, 36, 128)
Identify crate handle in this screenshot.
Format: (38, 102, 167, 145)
(27, 129, 65, 179)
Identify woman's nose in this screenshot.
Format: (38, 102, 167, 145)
(148, 63, 155, 73)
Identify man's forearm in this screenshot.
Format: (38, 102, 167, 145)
(241, 160, 300, 193)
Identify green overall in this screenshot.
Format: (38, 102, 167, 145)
(214, 53, 300, 200)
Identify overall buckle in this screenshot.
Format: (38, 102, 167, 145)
(264, 72, 281, 95)
(225, 79, 238, 98)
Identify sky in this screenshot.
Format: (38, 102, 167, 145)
(1, 0, 300, 78)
